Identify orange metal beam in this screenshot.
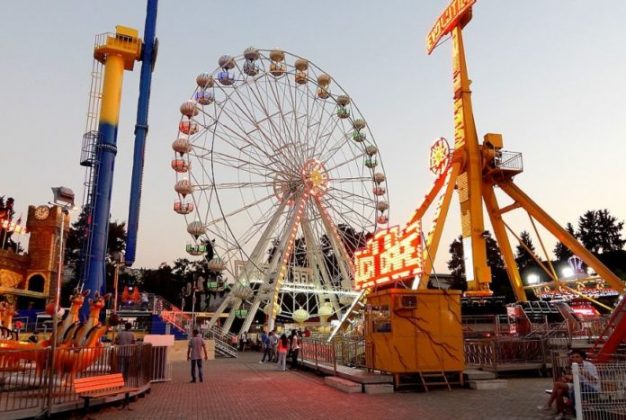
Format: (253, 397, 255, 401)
(481, 184, 526, 301)
(418, 162, 461, 289)
(497, 181, 625, 292)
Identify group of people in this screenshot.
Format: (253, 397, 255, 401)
(539, 349, 600, 419)
(259, 330, 302, 371)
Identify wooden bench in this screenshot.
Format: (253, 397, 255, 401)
(74, 373, 138, 414)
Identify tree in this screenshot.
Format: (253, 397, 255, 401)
(577, 209, 625, 254)
(447, 232, 514, 301)
(447, 236, 466, 291)
(62, 212, 129, 301)
(553, 222, 576, 261)
(515, 230, 536, 271)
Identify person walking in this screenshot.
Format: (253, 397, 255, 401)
(114, 322, 135, 381)
(289, 330, 302, 370)
(259, 330, 271, 363)
(269, 331, 278, 362)
(276, 334, 289, 371)
(187, 329, 208, 383)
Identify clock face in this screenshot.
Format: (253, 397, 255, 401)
(34, 205, 49, 220)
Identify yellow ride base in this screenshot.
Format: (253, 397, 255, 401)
(365, 288, 464, 374)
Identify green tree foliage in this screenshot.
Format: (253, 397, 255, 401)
(515, 230, 536, 271)
(447, 232, 514, 301)
(447, 236, 465, 290)
(577, 209, 625, 254)
(62, 210, 129, 302)
(553, 222, 576, 261)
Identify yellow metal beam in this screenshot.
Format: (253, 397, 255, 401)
(482, 185, 526, 301)
(451, 26, 491, 291)
(497, 181, 625, 292)
(418, 162, 461, 289)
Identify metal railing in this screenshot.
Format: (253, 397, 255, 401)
(0, 343, 153, 417)
(494, 150, 523, 171)
(300, 338, 337, 374)
(464, 337, 547, 371)
(573, 361, 626, 419)
(334, 338, 366, 368)
(204, 325, 238, 358)
(300, 337, 367, 372)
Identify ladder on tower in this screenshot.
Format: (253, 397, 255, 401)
(77, 47, 105, 282)
(327, 289, 369, 342)
(589, 296, 626, 363)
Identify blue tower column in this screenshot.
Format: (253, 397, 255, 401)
(81, 28, 141, 319)
(126, 0, 159, 267)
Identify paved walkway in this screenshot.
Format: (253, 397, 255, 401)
(92, 352, 553, 420)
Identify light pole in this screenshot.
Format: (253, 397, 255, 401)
(111, 251, 125, 313)
(46, 186, 75, 416)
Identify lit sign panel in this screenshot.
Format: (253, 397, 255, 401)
(426, 0, 476, 54)
(354, 220, 423, 290)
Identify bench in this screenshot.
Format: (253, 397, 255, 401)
(74, 373, 138, 414)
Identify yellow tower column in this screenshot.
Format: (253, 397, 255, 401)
(450, 26, 491, 293)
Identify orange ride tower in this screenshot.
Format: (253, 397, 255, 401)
(418, 0, 624, 301)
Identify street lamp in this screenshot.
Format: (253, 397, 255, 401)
(527, 273, 540, 285)
(47, 186, 76, 416)
(111, 251, 125, 313)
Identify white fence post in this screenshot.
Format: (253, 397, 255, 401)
(572, 362, 583, 420)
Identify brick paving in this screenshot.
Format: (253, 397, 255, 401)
(92, 352, 553, 420)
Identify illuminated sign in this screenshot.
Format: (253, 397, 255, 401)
(429, 137, 451, 176)
(426, 0, 476, 54)
(354, 220, 423, 290)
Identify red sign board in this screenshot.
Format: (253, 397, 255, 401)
(354, 220, 423, 290)
(426, 0, 476, 54)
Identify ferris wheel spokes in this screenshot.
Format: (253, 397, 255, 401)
(313, 197, 355, 291)
(301, 215, 342, 315)
(175, 49, 388, 332)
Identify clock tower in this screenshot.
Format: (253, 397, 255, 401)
(25, 205, 70, 301)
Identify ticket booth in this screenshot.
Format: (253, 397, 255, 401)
(365, 288, 464, 386)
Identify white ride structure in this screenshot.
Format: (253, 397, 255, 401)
(171, 47, 389, 333)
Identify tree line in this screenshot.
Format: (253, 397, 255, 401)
(447, 209, 626, 301)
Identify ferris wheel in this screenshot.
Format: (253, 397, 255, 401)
(171, 47, 389, 333)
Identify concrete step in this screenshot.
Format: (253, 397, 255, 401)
(468, 379, 508, 390)
(364, 383, 394, 394)
(463, 369, 497, 381)
(324, 376, 362, 393)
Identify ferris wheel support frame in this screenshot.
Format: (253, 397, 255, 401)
(266, 195, 308, 331)
(237, 197, 305, 333)
(314, 197, 355, 291)
(207, 199, 288, 331)
(301, 216, 342, 315)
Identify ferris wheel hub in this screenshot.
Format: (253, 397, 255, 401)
(302, 159, 328, 197)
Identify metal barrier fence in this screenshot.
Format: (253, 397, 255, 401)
(573, 361, 626, 419)
(300, 339, 336, 373)
(0, 343, 152, 417)
(464, 337, 547, 371)
(300, 338, 367, 373)
(334, 338, 366, 368)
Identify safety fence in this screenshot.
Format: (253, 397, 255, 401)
(573, 361, 626, 419)
(0, 343, 155, 417)
(464, 337, 547, 371)
(300, 338, 336, 373)
(300, 337, 367, 373)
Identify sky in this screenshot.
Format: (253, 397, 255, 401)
(1, 1, 625, 276)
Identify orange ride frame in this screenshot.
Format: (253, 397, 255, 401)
(417, 0, 624, 301)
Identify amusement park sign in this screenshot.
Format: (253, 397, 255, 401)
(426, 0, 476, 54)
(354, 220, 423, 290)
